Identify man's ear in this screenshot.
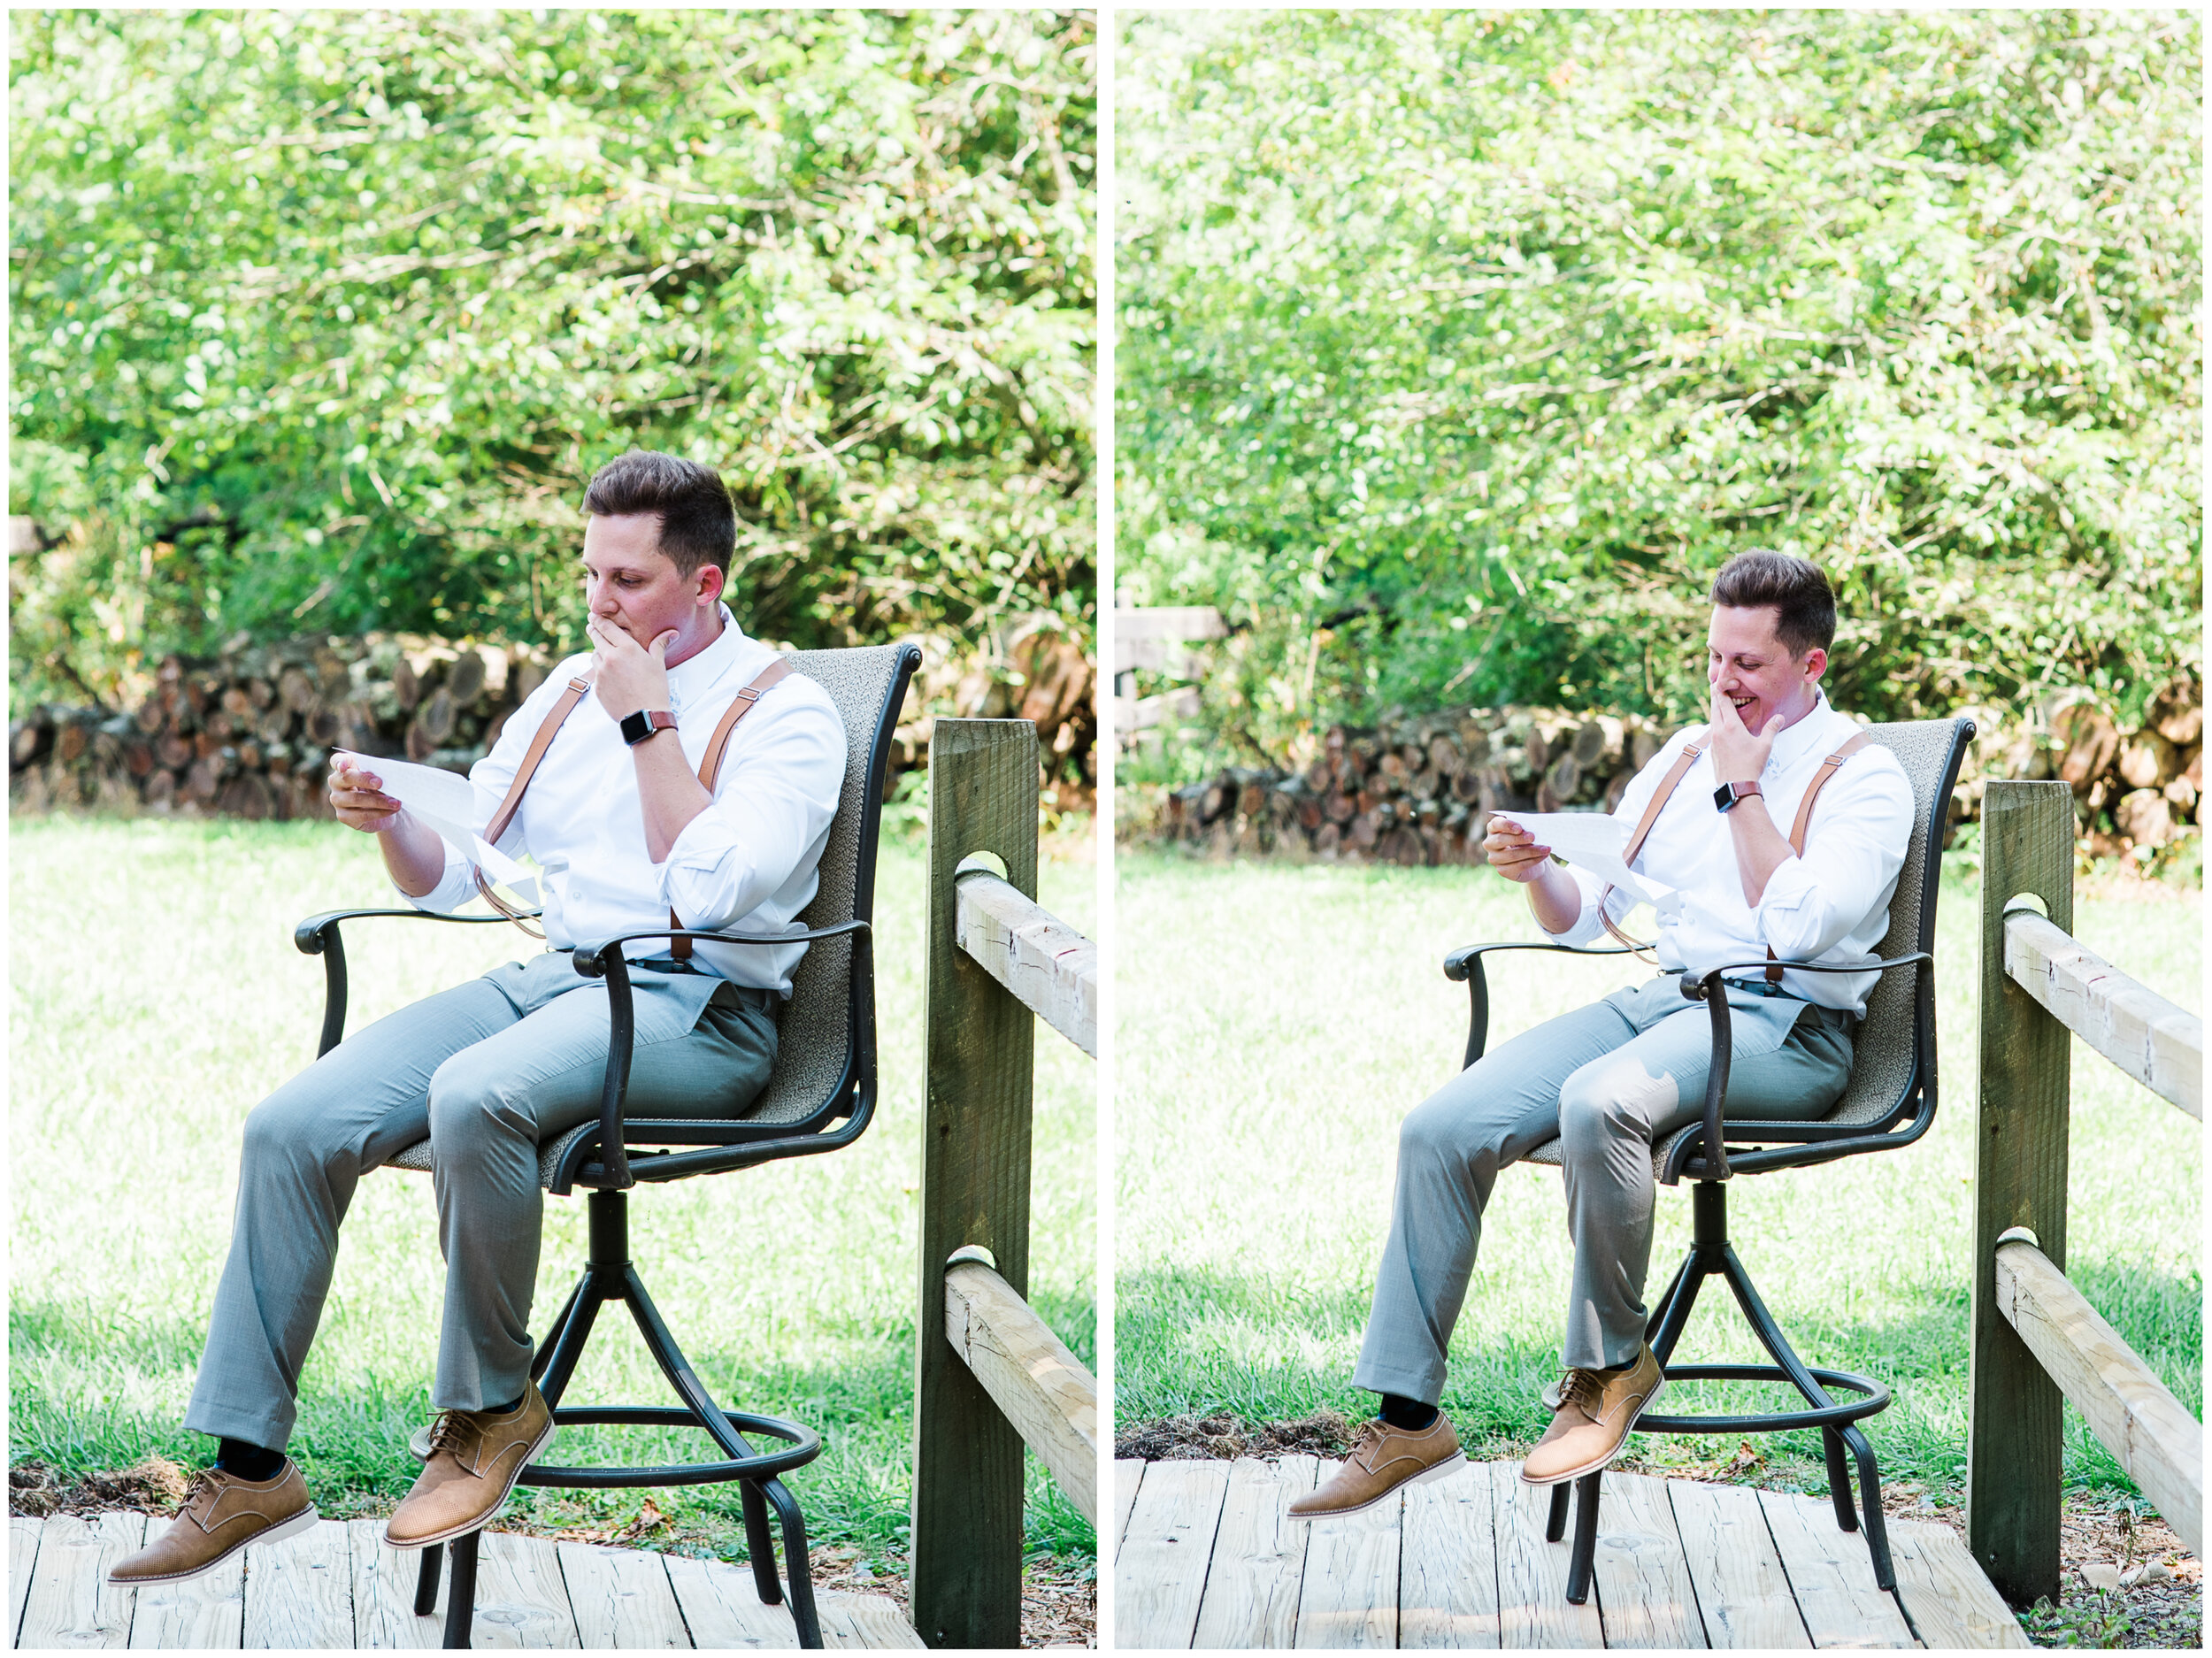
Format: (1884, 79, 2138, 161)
(1801, 645, 1829, 686)
(695, 563, 726, 606)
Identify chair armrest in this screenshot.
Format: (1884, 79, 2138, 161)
(569, 917, 870, 976)
(1441, 940, 1639, 1070)
(1677, 952, 1933, 1180)
(566, 918, 872, 1193)
(294, 905, 543, 1061)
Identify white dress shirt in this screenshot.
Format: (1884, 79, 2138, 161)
(1541, 690, 1916, 1014)
(401, 605, 848, 996)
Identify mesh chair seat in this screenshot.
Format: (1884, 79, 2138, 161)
(380, 643, 908, 1184)
(1517, 718, 1962, 1180)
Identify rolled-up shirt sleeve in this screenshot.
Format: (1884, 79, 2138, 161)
(656, 691, 847, 933)
(1537, 862, 1614, 948)
(1755, 754, 1916, 961)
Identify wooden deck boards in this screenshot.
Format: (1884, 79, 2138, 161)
(1117, 1458, 2032, 1650)
(10, 1519, 921, 1650)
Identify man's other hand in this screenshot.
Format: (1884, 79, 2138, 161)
(1481, 815, 1553, 884)
(329, 757, 403, 833)
(1708, 687, 1785, 786)
(588, 614, 678, 723)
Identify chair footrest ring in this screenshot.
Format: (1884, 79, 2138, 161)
(1640, 1362, 1890, 1435)
(410, 1405, 822, 1487)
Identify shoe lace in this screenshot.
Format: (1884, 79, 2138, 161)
(179, 1469, 225, 1522)
(1557, 1369, 1606, 1416)
(1348, 1420, 1388, 1465)
(425, 1409, 472, 1458)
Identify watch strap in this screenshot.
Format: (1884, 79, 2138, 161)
(622, 708, 679, 747)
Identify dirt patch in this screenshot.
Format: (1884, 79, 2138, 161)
(1114, 1409, 1356, 1462)
(811, 1547, 1094, 1650)
(10, 1457, 190, 1517)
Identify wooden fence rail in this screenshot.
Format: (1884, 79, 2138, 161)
(953, 861, 1100, 1058)
(1969, 779, 2206, 1607)
(1992, 1230, 2202, 1554)
(910, 718, 1100, 1650)
(2002, 909, 2201, 1119)
(1113, 605, 1224, 738)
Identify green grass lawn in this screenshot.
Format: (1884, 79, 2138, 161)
(10, 812, 1097, 1569)
(1115, 851, 2200, 1513)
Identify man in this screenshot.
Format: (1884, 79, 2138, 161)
(111, 450, 848, 1584)
(1289, 551, 1915, 1520)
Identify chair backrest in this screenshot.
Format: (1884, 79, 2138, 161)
(1816, 716, 1976, 1132)
(743, 641, 922, 1128)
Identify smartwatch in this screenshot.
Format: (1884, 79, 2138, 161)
(620, 709, 679, 748)
(1713, 779, 1763, 813)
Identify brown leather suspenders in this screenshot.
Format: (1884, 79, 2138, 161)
(668, 656, 791, 959)
(1595, 736, 1707, 956)
(472, 669, 596, 934)
(1596, 728, 1870, 983)
(471, 656, 793, 955)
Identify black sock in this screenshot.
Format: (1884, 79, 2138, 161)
(491, 1393, 525, 1416)
(1378, 1393, 1439, 1432)
(215, 1439, 285, 1482)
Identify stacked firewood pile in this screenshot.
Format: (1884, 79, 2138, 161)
(12, 620, 1102, 822)
(9, 635, 557, 821)
(1158, 706, 1677, 865)
(1151, 679, 2203, 866)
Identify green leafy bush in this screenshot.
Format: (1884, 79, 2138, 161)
(1118, 11, 2200, 761)
(12, 10, 1094, 704)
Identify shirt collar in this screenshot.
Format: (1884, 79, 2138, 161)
(1768, 687, 1841, 770)
(668, 603, 749, 696)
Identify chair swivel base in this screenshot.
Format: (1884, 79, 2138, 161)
(410, 1189, 826, 1649)
(1540, 1179, 1897, 1610)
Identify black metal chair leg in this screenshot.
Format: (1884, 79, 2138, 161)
(534, 1275, 610, 1408)
(413, 1540, 442, 1616)
(1545, 1481, 1571, 1542)
(1564, 1472, 1602, 1606)
(613, 1264, 784, 1603)
(1642, 1253, 1693, 1347)
(1821, 1427, 1860, 1534)
(763, 1477, 822, 1649)
(442, 1531, 480, 1649)
(1647, 1255, 1712, 1366)
(1717, 1245, 1835, 1409)
(530, 1276, 589, 1385)
(740, 1479, 785, 1606)
(1842, 1424, 1897, 1591)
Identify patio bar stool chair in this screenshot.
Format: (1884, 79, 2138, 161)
(1441, 715, 1974, 1617)
(291, 641, 920, 1649)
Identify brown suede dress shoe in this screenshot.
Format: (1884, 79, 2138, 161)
(1520, 1344, 1666, 1486)
(107, 1462, 318, 1585)
(384, 1381, 555, 1550)
(1287, 1414, 1465, 1521)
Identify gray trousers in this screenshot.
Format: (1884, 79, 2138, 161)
(1354, 974, 1852, 1404)
(185, 951, 777, 1452)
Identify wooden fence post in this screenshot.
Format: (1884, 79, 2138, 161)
(1968, 779, 2076, 1607)
(911, 719, 1039, 1650)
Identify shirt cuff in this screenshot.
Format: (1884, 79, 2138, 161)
(396, 838, 476, 914)
(1536, 864, 1609, 948)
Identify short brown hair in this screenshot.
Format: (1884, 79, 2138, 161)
(1709, 551, 1836, 659)
(582, 450, 736, 579)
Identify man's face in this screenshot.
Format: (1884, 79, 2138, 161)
(1706, 604, 1825, 732)
(580, 513, 722, 654)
